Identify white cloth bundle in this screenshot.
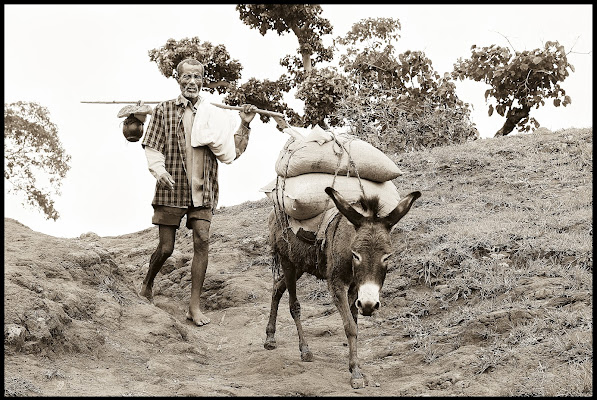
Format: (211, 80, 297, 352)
(191, 100, 240, 164)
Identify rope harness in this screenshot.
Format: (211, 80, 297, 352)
(271, 128, 366, 281)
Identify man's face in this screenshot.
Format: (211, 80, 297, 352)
(178, 63, 204, 101)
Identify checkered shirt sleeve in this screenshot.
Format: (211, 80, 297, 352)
(142, 100, 192, 208)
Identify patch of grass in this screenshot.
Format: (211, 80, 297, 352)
(4, 377, 42, 396)
(98, 275, 130, 306)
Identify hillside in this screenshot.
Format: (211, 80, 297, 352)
(4, 127, 592, 396)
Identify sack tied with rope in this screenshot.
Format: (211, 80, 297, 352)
(275, 125, 403, 182)
(261, 124, 404, 245)
(261, 173, 401, 221)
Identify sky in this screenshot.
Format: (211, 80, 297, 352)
(4, 4, 593, 238)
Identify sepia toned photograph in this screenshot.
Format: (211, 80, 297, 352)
(4, 4, 592, 396)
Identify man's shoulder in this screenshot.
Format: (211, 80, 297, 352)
(152, 98, 181, 116)
(155, 98, 178, 108)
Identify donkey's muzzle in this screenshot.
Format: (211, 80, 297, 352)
(356, 282, 381, 316)
(356, 299, 380, 316)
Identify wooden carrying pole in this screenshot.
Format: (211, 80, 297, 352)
(81, 101, 160, 104)
(209, 103, 284, 118)
(81, 101, 285, 118)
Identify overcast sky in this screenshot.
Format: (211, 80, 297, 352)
(4, 4, 593, 238)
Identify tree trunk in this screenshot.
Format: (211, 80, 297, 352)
(289, 24, 312, 73)
(302, 52, 312, 73)
(494, 105, 531, 137)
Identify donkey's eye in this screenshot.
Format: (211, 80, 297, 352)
(352, 251, 362, 263)
(381, 253, 393, 265)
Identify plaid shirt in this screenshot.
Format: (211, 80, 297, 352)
(142, 94, 251, 213)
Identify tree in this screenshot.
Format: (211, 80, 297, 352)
(333, 18, 478, 152)
(4, 101, 71, 220)
(148, 37, 243, 93)
(148, 36, 297, 125)
(452, 41, 573, 137)
(235, 4, 340, 128)
(147, 8, 478, 148)
(295, 67, 350, 128)
(236, 4, 333, 74)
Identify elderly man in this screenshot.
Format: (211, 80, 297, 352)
(140, 58, 257, 326)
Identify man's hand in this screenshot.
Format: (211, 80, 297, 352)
(157, 172, 175, 191)
(239, 104, 258, 126)
(272, 116, 289, 132)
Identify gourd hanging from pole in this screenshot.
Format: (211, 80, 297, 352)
(81, 100, 159, 142)
(116, 101, 154, 142)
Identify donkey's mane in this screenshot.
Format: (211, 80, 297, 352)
(358, 195, 382, 217)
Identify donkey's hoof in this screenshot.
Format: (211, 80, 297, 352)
(301, 350, 313, 362)
(264, 339, 277, 350)
(350, 377, 366, 389)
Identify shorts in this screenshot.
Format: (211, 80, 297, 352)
(152, 205, 212, 229)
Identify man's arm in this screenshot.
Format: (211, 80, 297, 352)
(233, 105, 258, 160)
(145, 146, 167, 179)
(142, 103, 174, 190)
(145, 146, 175, 191)
(234, 121, 251, 160)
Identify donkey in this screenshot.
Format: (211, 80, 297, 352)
(264, 186, 421, 388)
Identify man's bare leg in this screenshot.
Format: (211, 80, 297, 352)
(140, 225, 176, 301)
(186, 219, 211, 326)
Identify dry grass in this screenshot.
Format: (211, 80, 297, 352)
(215, 127, 592, 396)
(386, 127, 592, 396)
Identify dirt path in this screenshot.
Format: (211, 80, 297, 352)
(4, 215, 497, 396)
(4, 285, 481, 397)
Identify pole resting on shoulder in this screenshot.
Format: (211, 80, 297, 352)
(81, 100, 161, 104)
(210, 103, 285, 118)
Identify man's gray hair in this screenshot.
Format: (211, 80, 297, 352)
(175, 58, 204, 79)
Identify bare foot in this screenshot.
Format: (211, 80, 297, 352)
(139, 285, 153, 302)
(186, 309, 210, 326)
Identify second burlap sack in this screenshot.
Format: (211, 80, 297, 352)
(261, 173, 401, 221)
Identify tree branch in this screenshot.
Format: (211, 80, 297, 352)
(492, 30, 517, 53)
(205, 81, 232, 89)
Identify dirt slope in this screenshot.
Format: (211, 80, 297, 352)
(4, 128, 592, 396)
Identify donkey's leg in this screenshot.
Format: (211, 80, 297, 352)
(330, 282, 367, 389)
(283, 261, 312, 362)
(348, 283, 359, 325)
(264, 273, 286, 350)
(348, 283, 369, 385)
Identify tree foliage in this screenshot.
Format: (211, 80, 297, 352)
(224, 76, 296, 124)
(234, 4, 338, 127)
(236, 4, 333, 74)
(148, 37, 243, 94)
(452, 41, 573, 136)
(295, 67, 350, 128)
(147, 8, 478, 151)
(335, 81, 479, 154)
(4, 101, 71, 220)
(332, 18, 478, 151)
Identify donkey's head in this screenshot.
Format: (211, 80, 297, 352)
(325, 187, 421, 316)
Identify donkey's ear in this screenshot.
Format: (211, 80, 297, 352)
(382, 191, 421, 230)
(325, 187, 365, 227)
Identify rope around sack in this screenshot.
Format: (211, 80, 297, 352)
(271, 128, 366, 280)
(315, 130, 365, 272)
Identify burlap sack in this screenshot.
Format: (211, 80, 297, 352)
(261, 173, 401, 221)
(275, 125, 402, 183)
